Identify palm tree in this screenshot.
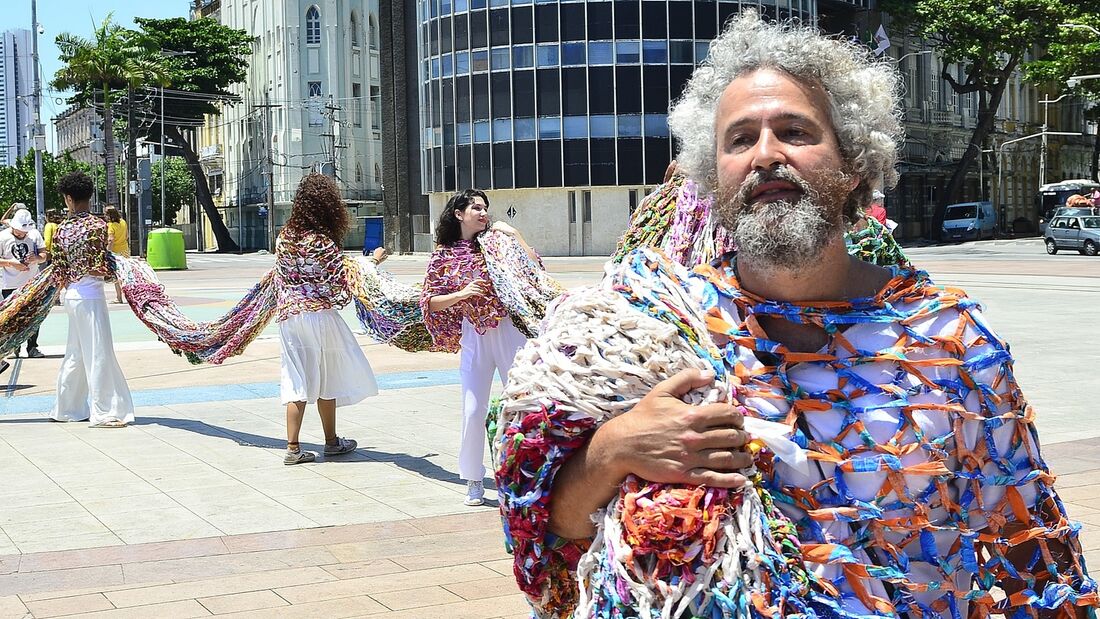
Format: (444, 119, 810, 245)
(52, 15, 167, 208)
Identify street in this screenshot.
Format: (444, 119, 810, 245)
(0, 239, 1097, 618)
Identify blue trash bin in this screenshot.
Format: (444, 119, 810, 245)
(362, 216, 384, 255)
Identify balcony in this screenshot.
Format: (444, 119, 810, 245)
(199, 144, 223, 161)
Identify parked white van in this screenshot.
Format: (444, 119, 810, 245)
(942, 201, 997, 241)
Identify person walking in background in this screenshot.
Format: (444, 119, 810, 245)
(43, 210, 61, 257)
(50, 172, 134, 428)
(419, 189, 534, 506)
(104, 206, 129, 304)
(0, 209, 48, 365)
(275, 174, 377, 465)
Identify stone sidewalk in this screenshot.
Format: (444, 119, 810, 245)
(2, 440, 1100, 618)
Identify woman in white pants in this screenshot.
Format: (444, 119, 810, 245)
(49, 171, 134, 427)
(420, 189, 536, 506)
(275, 174, 378, 465)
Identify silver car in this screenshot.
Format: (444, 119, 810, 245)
(1045, 215, 1100, 256)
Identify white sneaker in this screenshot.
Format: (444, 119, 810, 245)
(464, 480, 485, 506)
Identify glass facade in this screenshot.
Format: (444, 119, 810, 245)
(418, 0, 817, 192)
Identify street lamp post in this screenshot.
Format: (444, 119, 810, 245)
(997, 130, 1082, 223)
(1039, 93, 1071, 189)
(1060, 23, 1100, 37)
(156, 51, 194, 257)
(897, 49, 934, 63)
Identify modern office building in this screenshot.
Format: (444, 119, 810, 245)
(413, 1, 822, 255)
(0, 29, 33, 167)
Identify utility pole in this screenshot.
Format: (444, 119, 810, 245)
(320, 95, 342, 179)
(30, 0, 46, 230)
(127, 86, 138, 250)
(258, 91, 277, 253)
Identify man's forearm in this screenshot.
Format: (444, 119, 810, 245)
(548, 422, 625, 539)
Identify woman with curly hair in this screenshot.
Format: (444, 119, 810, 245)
(276, 173, 379, 464)
(420, 189, 536, 505)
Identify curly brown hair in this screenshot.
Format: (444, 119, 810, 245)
(285, 174, 349, 247)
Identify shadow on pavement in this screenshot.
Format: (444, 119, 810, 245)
(135, 416, 490, 488)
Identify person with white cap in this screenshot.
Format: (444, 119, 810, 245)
(867, 190, 888, 225)
(0, 206, 48, 365)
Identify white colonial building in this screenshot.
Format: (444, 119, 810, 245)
(196, 0, 384, 250)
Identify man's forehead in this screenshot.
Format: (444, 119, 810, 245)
(717, 69, 832, 122)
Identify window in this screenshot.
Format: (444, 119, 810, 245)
(369, 15, 378, 49)
(568, 191, 577, 223)
(582, 191, 592, 223)
(590, 115, 615, 138)
(351, 12, 360, 47)
(491, 46, 510, 71)
(561, 42, 586, 66)
(588, 41, 613, 65)
(537, 44, 559, 67)
(355, 162, 363, 183)
(308, 81, 323, 126)
(616, 41, 640, 64)
(306, 6, 321, 44)
(538, 117, 561, 139)
(374, 163, 381, 184)
(642, 40, 667, 64)
(352, 83, 362, 127)
(513, 45, 534, 69)
(472, 50, 489, 72)
(370, 85, 380, 130)
(628, 189, 639, 214)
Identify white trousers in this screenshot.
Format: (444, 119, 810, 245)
(50, 298, 135, 425)
(458, 318, 527, 481)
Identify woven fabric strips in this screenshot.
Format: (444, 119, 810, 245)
(496, 247, 1096, 618)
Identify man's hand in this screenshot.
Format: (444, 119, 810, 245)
(7, 261, 28, 272)
(603, 369, 751, 488)
(548, 368, 752, 539)
(371, 247, 388, 264)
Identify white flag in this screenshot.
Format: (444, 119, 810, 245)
(873, 25, 891, 56)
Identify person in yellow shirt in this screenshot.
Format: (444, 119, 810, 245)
(104, 206, 129, 303)
(43, 210, 61, 257)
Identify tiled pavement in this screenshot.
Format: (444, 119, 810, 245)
(1, 439, 1100, 618)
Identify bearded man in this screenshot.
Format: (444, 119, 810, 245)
(496, 12, 1095, 619)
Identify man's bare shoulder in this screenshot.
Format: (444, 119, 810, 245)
(848, 256, 895, 298)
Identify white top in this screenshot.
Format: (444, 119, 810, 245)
(64, 276, 106, 300)
(0, 228, 44, 290)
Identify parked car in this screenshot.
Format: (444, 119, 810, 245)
(1040, 206, 1099, 236)
(942, 201, 997, 241)
(1045, 215, 1100, 256)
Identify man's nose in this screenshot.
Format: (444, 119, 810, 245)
(750, 130, 786, 171)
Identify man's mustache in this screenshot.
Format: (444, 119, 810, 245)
(731, 166, 814, 210)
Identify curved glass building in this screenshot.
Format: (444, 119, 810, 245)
(415, 0, 821, 254)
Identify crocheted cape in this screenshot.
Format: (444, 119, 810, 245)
(496, 247, 1096, 618)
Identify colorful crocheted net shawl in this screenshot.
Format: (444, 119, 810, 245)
(420, 230, 564, 352)
(496, 247, 1096, 618)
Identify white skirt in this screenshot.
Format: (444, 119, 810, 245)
(279, 309, 379, 406)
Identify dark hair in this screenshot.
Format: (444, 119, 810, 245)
(57, 171, 94, 202)
(434, 189, 489, 247)
(285, 173, 349, 247)
(104, 206, 122, 223)
(47, 209, 63, 224)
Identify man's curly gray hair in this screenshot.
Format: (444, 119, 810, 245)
(668, 11, 903, 217)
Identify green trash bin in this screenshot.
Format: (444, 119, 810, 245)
(146, 228, 188, 270)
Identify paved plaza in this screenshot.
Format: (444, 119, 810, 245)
(0, 240, 1098, 617)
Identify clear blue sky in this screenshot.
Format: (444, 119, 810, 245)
(4, 1, 190, 151)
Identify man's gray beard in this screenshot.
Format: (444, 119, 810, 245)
(715, 169, 848, 272)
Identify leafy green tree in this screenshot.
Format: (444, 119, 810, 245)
(1025, 9, 1100, 182)
(884, 0, 1082, 236)
(51, 14, 168, 209)
(131, 16, 255, 253)
(152, 157, 195, 225)
(0, 152, 90, 218)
